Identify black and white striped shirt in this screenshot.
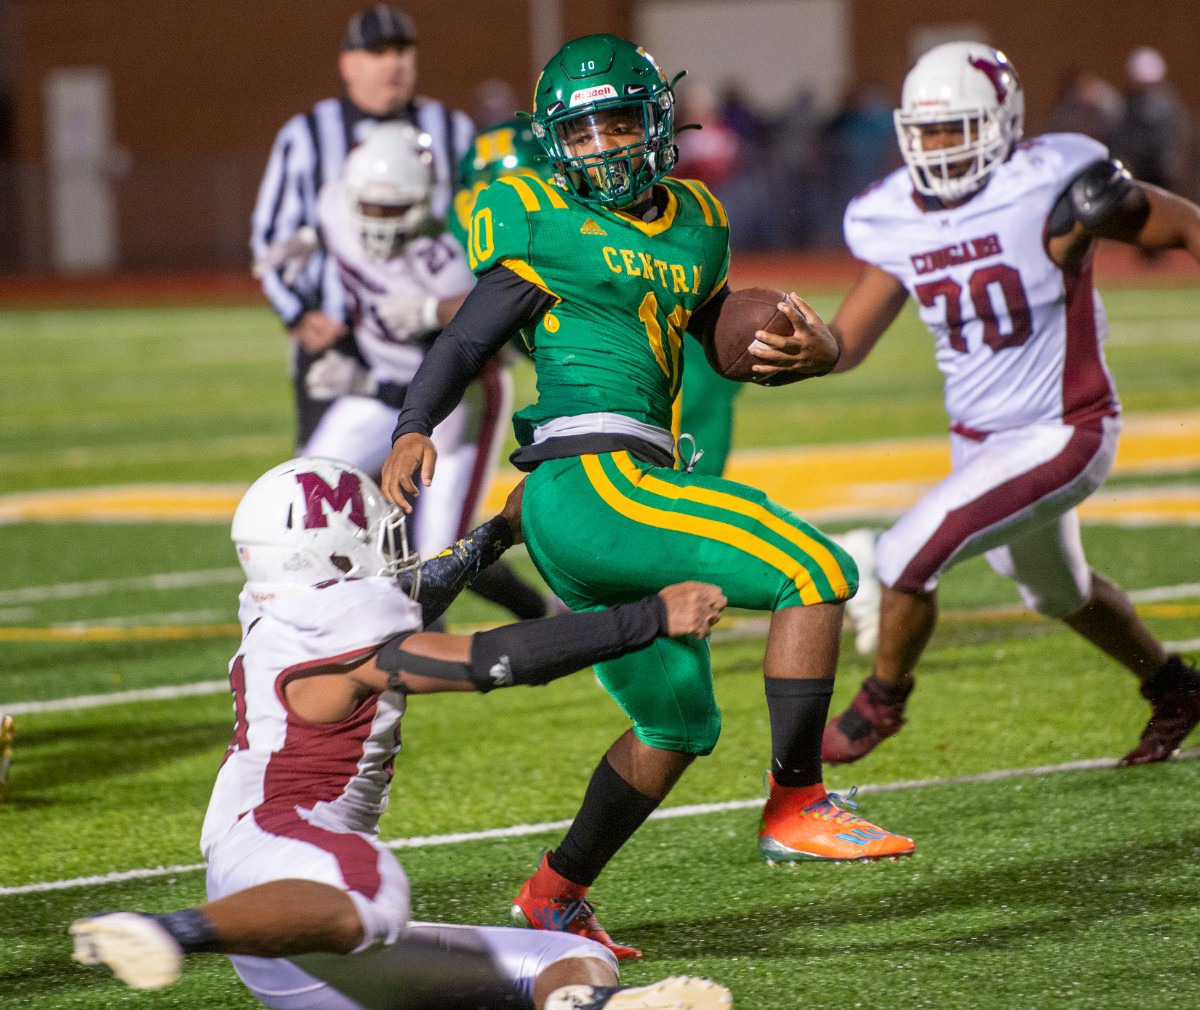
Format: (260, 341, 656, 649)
(250, 94, 474, 328)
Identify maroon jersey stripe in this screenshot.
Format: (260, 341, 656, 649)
(1061, 258, 1118, 425)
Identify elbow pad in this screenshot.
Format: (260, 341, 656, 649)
(1047, 159, 1146, 236)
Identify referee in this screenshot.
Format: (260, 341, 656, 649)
(250, 5, 474, 448)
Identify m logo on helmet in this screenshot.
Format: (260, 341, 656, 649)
(295, 472, 367, 530)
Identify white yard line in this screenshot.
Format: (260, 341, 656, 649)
(0, 568, 243, 605)
(5, 681, 229, 716)
(3, 749, 1195, 897)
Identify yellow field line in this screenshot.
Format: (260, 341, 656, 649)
(4, 602, 1198, 644)
(3, 410, 1199, 525)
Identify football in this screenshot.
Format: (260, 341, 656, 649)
(704, 287, 792, 383)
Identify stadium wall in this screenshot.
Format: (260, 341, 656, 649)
(2, 1, 1198, 274)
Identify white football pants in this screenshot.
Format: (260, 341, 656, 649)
(206, 809, 614, 1010)
(303, 363, 512, 558)
(875, 416, 1121, 618)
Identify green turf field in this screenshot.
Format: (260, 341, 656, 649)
(1, 284, 1198, 1009)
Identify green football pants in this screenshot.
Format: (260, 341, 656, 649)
(521, 451, 856, 754)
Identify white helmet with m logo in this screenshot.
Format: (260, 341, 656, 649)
(232, 457, 417, 599)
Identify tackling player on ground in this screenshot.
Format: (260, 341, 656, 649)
(70, 456, 731, 1010)
(816, 42, 1200, 767)
(381, 34, 915, 960)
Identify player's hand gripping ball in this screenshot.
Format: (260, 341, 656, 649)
(704, 287, 792, 383)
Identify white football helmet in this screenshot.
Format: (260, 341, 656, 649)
(231, 457, 419, 599)
(343, 122, 435, 259)
(894, 41, 1025, 202)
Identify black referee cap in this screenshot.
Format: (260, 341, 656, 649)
(342, 5, 418, 51)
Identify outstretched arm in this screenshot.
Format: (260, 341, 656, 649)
(372, 581, 728, 695)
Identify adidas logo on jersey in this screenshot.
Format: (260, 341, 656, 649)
(580, 219, 608, 236)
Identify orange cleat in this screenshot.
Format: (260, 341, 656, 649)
(511, 854, 642, 960)
(758, 777, 915, 863)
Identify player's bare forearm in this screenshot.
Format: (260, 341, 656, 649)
(828, 264, 909, 372)
(1132, 185, 1200, 260)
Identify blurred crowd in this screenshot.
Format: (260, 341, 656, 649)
(659, 45, 1196, 252)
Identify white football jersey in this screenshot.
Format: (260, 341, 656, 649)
(317, 180, 476, 385)
(200, 577, 422, 858)
(844, 133, 1121, 433)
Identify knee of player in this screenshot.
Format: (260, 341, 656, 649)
(770, 534, 861, 609)
(541, 938, 619, 978)
(350, 889, 411, 951)
(873, 532, 933, 594)
(1019, 575, 1091, 620)
(635, 711, 722, 756)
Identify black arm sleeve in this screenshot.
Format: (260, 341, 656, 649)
(391, 266, 556, 441)
(684, 283, 731, 345)
(470, 595, 669, 691)
(1047, 158, 1150, 238)
(401, 515, 514, 625)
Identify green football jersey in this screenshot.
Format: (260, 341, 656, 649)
(464, 174, 731, 446)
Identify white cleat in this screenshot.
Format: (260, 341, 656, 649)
(70, 912, 183, 990)
(546, 975, 733, 1010)
(831, 528, 882, 656)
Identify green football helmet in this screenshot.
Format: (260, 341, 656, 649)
(530, 34, 681, 210)
(458, 119, 551, 188)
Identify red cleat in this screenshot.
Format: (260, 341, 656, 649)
(510, 854, 642, 960)
(822, 676, 912, 764)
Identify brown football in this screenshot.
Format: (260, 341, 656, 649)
(704, 287, 791, 383)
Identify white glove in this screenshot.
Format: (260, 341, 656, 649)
(252, 226, 320, 285)
(375, 292, 441, 341)
(304, 350, 378, 400)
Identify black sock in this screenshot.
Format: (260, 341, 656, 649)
(1141, 655, 1200, 699)
(468, 560, 550, 621)
(548, 757, 660, 887)
(765, 677, 834, 788)
(153, 909, 221, 953)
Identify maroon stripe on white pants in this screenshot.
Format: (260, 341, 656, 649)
(253, 805, 383, 900)
(893, 423, 1105, 593)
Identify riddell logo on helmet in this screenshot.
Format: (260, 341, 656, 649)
(295, 472, 367, 530)
(569, 85, 617, 107)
